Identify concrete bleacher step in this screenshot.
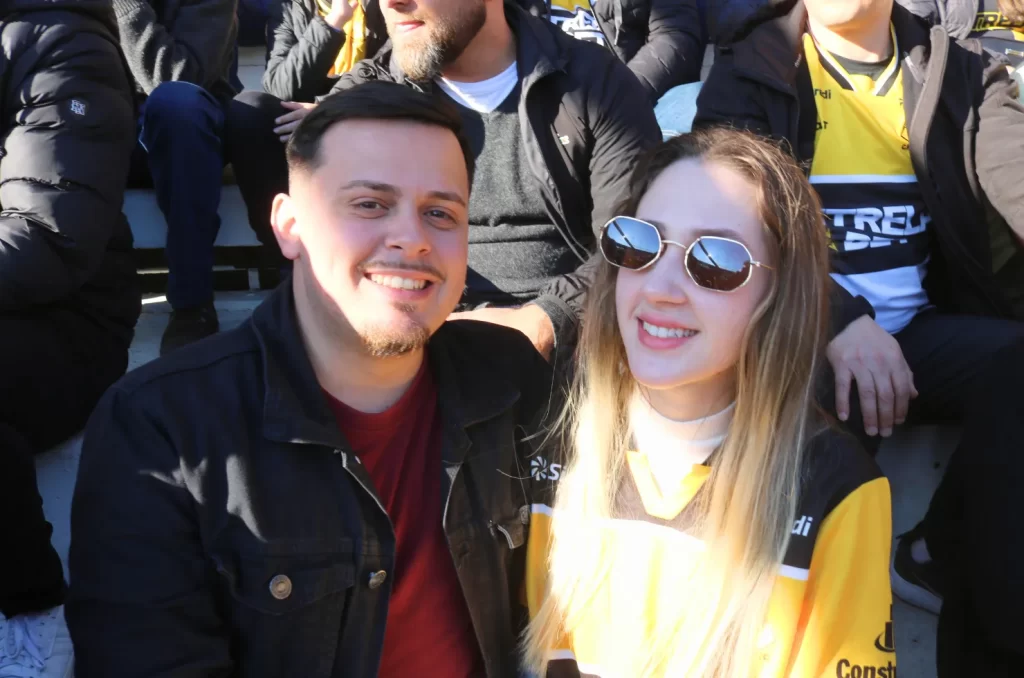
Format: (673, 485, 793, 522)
(125, 186, 262, 249)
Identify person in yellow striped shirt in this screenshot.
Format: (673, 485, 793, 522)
(521, 128, 894, 678)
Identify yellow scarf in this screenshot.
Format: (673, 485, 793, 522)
(316, 0, 367, 76)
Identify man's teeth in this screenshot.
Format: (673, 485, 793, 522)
(642, 320, 697, 339)
(370, 274, 427, 290)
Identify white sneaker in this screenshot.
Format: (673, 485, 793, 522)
(0, 607, 73, 678)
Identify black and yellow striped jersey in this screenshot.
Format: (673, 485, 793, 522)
(524, 430, 895, 677)
(804, 27, 932, 334)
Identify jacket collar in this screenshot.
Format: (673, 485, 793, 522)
(383, 2, 568, 88)
(732, 0, 940, 91)
(251, 279, 522, 450)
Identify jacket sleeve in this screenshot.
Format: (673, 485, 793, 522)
(0, 26, 135, 310)
(786, 477, 896, 678)
(263, 0, 346, 102)
(692, 52, 773, 134)
(67, 387, 233, 677)
(113, 0, 236, 93)
(975, 51, 1024, 242)
(532, 59, 661, 350)
(625, 0, 705, 102)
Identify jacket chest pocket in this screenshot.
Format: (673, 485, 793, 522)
(212, 545, 356, 676)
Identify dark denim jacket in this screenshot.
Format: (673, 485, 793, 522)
(67, 281, 554, 677)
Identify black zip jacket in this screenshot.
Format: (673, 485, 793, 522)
(263, 0, 387, 102)
(516, 0, 705, 102)
(694, 0, 1024, 330)
(67, 279, 554, 678)
(1, 0, 140, 345)
(328, 3, 661, 353)
(113, 0, 239, 102)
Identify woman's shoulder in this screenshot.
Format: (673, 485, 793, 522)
(799, 424, 887, 520)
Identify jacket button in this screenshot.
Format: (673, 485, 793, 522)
(368, 570, 387, 590)
(269, 574, 293, 600)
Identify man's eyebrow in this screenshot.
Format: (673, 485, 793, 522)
(338, 180, 400, 194)
(427, 190, 467, 207)
(337, 181, 466, 207)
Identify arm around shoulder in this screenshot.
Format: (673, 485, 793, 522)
(67, 386, 233, 677)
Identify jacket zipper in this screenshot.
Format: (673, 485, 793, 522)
(906, 29, 1002, 312)
(491, 522, 515, 549)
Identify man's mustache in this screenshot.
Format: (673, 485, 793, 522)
(358, 260, 446, 282)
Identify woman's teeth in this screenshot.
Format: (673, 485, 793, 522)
(642, 320, 697, 339)
(370, 274, 427, 291)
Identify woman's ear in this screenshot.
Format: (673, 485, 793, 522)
(270, 193, 302, 261)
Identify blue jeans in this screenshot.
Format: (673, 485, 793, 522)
(654, 82, 703, 140)
(138, 82, 227, 310)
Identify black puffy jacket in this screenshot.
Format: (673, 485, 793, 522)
(0, 0, 140, 345)
(263, 0, 388, 102)
(517, 0, 705, 101)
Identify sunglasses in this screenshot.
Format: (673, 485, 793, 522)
(599, 216, 773, 293)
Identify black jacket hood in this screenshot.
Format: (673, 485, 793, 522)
(2, 0, 118, 33)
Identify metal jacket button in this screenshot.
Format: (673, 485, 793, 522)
(368, 570, 387, 590)
(269, 574, 293, 600)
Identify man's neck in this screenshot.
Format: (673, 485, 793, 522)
(441, 6, 517, 83)
(808, 15, 892, 63)
(293, 285, 425, 414)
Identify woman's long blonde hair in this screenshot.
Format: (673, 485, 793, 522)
(522, 128, 832, 677)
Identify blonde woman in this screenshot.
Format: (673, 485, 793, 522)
(522, 129, 895, 678)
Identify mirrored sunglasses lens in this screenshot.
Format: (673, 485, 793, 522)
(686, 237, 752, 291)
(600, 217, 661, 270)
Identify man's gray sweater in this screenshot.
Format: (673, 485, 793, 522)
(112, 0, 239, 102)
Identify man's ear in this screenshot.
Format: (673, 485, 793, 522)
(271, 192, 302, 261)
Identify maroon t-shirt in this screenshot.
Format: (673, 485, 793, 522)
(325, 362, 484, 678)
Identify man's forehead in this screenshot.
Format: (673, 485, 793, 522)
(312, 119, 469, 196)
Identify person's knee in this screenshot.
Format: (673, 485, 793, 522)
(143, 82, 221, 131)
(229, 90, 288, 126)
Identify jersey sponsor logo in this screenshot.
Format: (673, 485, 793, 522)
(791, 515, 814, 537)
(815, 87, 833, 100)
(69, 99, 87, 116)
(835, 658, 897, 678)
(875, 605, 896, 653)
(823, 204, 930, 252)
(550, 5, 606, 46)
(531, 456, 563, 481)
(975, 11, 1024, 31)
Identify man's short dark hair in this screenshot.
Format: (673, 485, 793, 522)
(286, 81, 475, 185)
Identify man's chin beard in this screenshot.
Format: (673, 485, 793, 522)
(391, 1, 486, 81)
(358, 319, 430, 358)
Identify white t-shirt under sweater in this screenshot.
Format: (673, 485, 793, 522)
(436, 62, 518, 114)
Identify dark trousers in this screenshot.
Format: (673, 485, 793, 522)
(824, 311, 1024, 674)
(223, 90, 290, 243)
(0, 309, 127, 618)
(131, 83, 282, 311)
